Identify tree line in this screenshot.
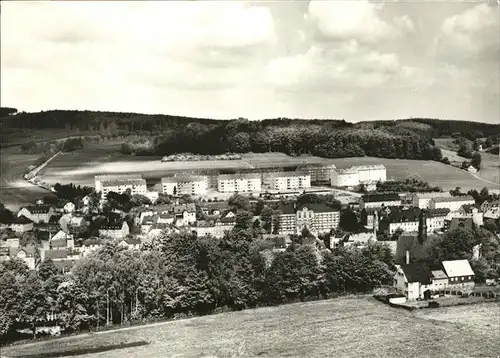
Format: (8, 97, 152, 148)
(0, 231, 394, 342)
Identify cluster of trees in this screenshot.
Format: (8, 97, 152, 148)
(20, 136, 97, 155)
(374, 179, 442, 193)
(104, 191, 152, 213)
(149, 121, 443, 161)
(449, 187, 498, 205)
(0, 230, 394, 341)
(0, 202, 14, 224)
(0, 107, 18, 117)
(53, 183, 93, 202)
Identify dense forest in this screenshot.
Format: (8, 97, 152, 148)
(1, 108, 499, 160)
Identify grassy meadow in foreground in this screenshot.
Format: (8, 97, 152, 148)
(2, 297, 499, 358)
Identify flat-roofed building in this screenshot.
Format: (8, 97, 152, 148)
(360, 193, 402, 209)
(161, 175, 208, 196)
(264, 172, 311, 191)
(94, 173, 142, 193)
(412, 192, 451, 209)
(330, 168, 360, 187)
(429, 195, 475, 212)
(217, 173, 262, 193)
(353, 165, 387, 183)
(300, 164, 337, 186)
(100, 178, 147, 199)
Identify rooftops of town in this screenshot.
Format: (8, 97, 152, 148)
(413, 192, 450, 199)
(266, 171, 310, 178)
(362, 193, 401, 202)
(101, 178, 146, 187)
(21, 205, 52, 214)
(442, 259, 474, 277)
(161, 175, 206, 183)
(431, 195, 475, 203)
(351, 165, 386, 171)
(218, 173, 261, 180)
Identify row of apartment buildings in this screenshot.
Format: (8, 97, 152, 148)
(160, 171, 312, 195)
(94, 164, 386, 198)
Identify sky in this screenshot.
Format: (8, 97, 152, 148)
(1, 1, 499, 123)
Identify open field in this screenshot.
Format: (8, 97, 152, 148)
(241, 152, 337, 168)
(2, 297, 499, 358)
(0, 147, 53, 211)
(36, 144, 497, 191)
(435, 138, 500, 188)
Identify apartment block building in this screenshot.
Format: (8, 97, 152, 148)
(300, 164, 337, 185)
(330, 168, 360, 187)
(263, 172, 311, 191)
(161, 175, 208, 196)
(217, 173, 262, 193)
(94, 173, 142, 193)
(331, 165, 387, 187)
(353, 165, 387, 183)
(428, 195, 475, 212)
(100, 178, 147, 199)
(411, 192, 452, 209)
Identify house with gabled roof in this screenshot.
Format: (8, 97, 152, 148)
(98, 220, 129, 239)
(9, 216, 34, 233)
(118, 237, 141, 250)
(394, 258, 475, 300)
(480, 199, 500, 213)
(17, 205, 54, 224)
(442, 259, 475, 291)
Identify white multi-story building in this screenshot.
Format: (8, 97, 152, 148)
(330, 168, 360, 187)
(277, 203, 340, 236)
(412, 192, 452, 209)
(429, 195, 475, 212)
(352, 165, 387, 184)
(301, 164, 337, 185)
(94, 173, 142, 193)
(295, 204, 340, 235)
(264, 172, 311, 191)
(161, 176, 208, 196)
(331, 165, 387, 187)
(217, 173, 262, 193)
(100, 178, 147, 199)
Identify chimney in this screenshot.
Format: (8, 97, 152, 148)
(405, 250, 410, 265)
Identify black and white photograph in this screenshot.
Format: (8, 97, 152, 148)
(0, 0, 499, 357)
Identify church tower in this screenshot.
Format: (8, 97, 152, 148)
(418, 209, 427, 244)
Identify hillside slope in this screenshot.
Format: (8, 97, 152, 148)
(2, 297, 498, 358)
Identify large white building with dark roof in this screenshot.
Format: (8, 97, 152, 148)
(429, 195, 475, 212)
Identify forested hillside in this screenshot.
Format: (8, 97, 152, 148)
(1, 108, 498, 160)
